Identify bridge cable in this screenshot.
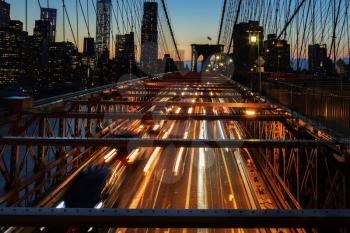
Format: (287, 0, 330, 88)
(227, 0, 243, 54)
(78, 0, 91, 37)
(62, 0, 77, 45)
(217, 0, 228, 44)
(160, 0, 182, 61)
(277, 0, 307, 40)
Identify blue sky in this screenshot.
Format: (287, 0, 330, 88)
(7, 0, 222, 60)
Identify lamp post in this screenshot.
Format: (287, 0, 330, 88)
(250, 34, 262, 93)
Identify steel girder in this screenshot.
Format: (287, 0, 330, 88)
(69, 100, 274, 109)
(27, 112, 292, 121)
(0, 208, 349, 228)
(242, 120, 350, 209)
(0, 137, 339, 148)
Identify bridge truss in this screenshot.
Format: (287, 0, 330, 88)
(0, 73, 349, 229)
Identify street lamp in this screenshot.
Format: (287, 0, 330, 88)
(249, 34, 262, 93)
(250, 35, 257, 43)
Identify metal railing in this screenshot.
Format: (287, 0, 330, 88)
(236, 73, 350, 136)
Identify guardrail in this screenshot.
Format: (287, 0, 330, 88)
(235, 73, 350, 136)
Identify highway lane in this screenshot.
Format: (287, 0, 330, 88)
(25, 75, 287, 233)
(108, 101, 264, 233)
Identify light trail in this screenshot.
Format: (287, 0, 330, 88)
(188, 107, 193, 114)
(173, 130, 189, 175)
(103, 148, 118, 163)
(152, 169, 165, 208)
(175, 107, 182, 114)
(143, 147, 162, 175)
(129, 121, 177, 209)
(198, 109, 208, 210)
(55, 201, 65, 209)
(214, 108, 229, 152)
(126, 148, 141, 164)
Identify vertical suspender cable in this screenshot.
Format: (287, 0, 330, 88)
(76, 0, 79, 50)
(63, 0, 66, 41)
(25, 0, 28, 32)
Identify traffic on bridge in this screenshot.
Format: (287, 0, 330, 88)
(0, 0, 350, 232)
(0, 72, 349, 232)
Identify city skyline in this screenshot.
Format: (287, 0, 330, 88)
(7, 0, 221, 60)
(6, 0, 350, 63)
(0, 0, 349, 231)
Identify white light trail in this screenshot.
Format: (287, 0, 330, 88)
(143, 122, 176, 174)
(94, 202, 103, 209)
(173, 131, 189, 175)
(127, 148, 140, 164)
(103, 148, 118, 163)
(55, 201, 65, 209)
(198, 112, 208, 209)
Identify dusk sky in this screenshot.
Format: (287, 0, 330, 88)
(7, 0, 222, 60)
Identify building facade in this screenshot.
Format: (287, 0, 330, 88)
(115, 32, 135, 73)
(40, 8, 57, 42)
(0, 20, 28, 87)
(308, 44, 333, 75)
(48, 42, 80, 92)
(27, 20, 51, 89)
(263, 34, 291, 72)
(141, 2, 158, 74)
(82, 37, 96, 87)
(96, 0, 111, 62)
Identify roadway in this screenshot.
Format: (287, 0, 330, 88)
(30, 74, 287, 233)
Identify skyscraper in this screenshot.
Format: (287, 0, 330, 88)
(33, 20, 50, 62)
(84, 37, 95, 57)
(48, 42, 80, 91)
(233, 21, 263, 72)
(0, 0, 10, 28)
(0, 20, 28, 86)
(115, 32, 135, 74)
(263, 34, 291, 72)
(28, 20, 51, 85)
(308, 44, 332, 75)
(141, 2, 158, 73)
(40, 8, 57, 42)
(82, 37, 96, 87)
(116, 32, 135, 61)
(96, 0, 111, 61)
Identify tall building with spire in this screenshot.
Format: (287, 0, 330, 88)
(96, 0, 111, 61)
(141, 2, 158, 74)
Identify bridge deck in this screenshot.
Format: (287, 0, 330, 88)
(0, 73, 348, 231)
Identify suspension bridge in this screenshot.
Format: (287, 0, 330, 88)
(0, 0, 349, 232)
